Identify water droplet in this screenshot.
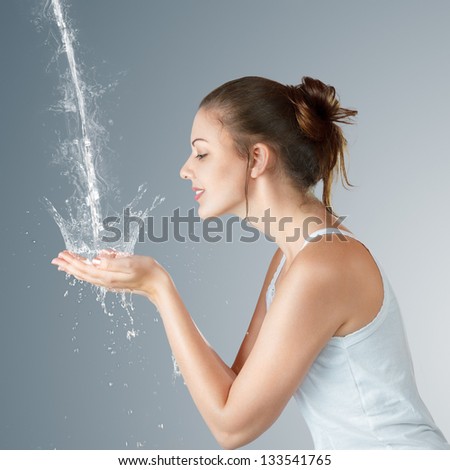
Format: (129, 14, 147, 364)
(171, 355, 181, 384)
(126, 329, 137, 341)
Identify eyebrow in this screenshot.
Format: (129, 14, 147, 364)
(191, 138, 208, 146)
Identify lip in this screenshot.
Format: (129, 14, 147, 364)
(194, 189, 205, 201)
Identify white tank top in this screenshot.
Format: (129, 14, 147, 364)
(266, 227, 449, 449)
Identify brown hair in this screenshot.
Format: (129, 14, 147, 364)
(199, 76, 357, 218)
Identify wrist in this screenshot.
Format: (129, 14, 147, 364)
(145, 271, 174, 306)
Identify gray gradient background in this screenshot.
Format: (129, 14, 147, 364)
(1, 0, 449, 450)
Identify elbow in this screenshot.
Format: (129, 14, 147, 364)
(213, 425, 255, 450)
(210, 406, 270, 449)
(221, 441, 240, 451)
(215, 431, 243, 450)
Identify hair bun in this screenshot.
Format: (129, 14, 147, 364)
(199, 75, 357, 217)
(287, 77, 357, 142)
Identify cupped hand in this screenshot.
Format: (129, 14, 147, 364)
(51, 250, 171, 302)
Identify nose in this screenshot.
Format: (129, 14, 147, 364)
(179, 159, 193, 180)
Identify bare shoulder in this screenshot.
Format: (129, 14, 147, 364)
(286, 232, 384, 337)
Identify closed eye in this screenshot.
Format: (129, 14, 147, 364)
(195, 154, 207, 160)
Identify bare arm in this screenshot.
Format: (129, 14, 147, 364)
(53, 248, 347, 449)
(152, 255, 346, 449)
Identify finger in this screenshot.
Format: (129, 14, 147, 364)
(53, 252, 111, 282)
(97, 248, 118, 258)
(91, 249, 118, 267)
(57, 251, 112, 273)
(96, 249, 132, 261)
(92, 254, 133, 273)
(52, 255, 131, 289)
(63, 250, 90, 263)
(54, 250, 131, 276)
(52, 255, 103, 284)
(57, 251, 95, 269)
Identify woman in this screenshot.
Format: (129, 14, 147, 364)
(51, 76, 449, 450)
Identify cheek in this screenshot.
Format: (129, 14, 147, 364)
(220, 158, 248, 188)
(214, 173, 245, 198)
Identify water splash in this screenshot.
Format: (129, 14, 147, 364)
(49, 0, 102, 244)
(38, 0, 165, 336)
(171, 354, 181, 384)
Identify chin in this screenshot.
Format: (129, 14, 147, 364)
(197, 203, 232, 221)
(197, 197, 244, 220)
(198, 207, 220, 220)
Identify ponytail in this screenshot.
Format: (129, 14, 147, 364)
(286, 77, 357, 214)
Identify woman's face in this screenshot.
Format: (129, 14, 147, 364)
(180, 107, 248, 220)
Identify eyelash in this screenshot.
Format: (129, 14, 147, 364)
(195, 154, 207, 160)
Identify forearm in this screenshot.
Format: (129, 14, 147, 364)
(150, 277, 236, 439)
(52, 251, 288, 449)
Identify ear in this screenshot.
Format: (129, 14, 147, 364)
(249, 143, 273, 178)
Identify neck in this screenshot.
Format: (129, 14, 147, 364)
(241, 178, 346, 264)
